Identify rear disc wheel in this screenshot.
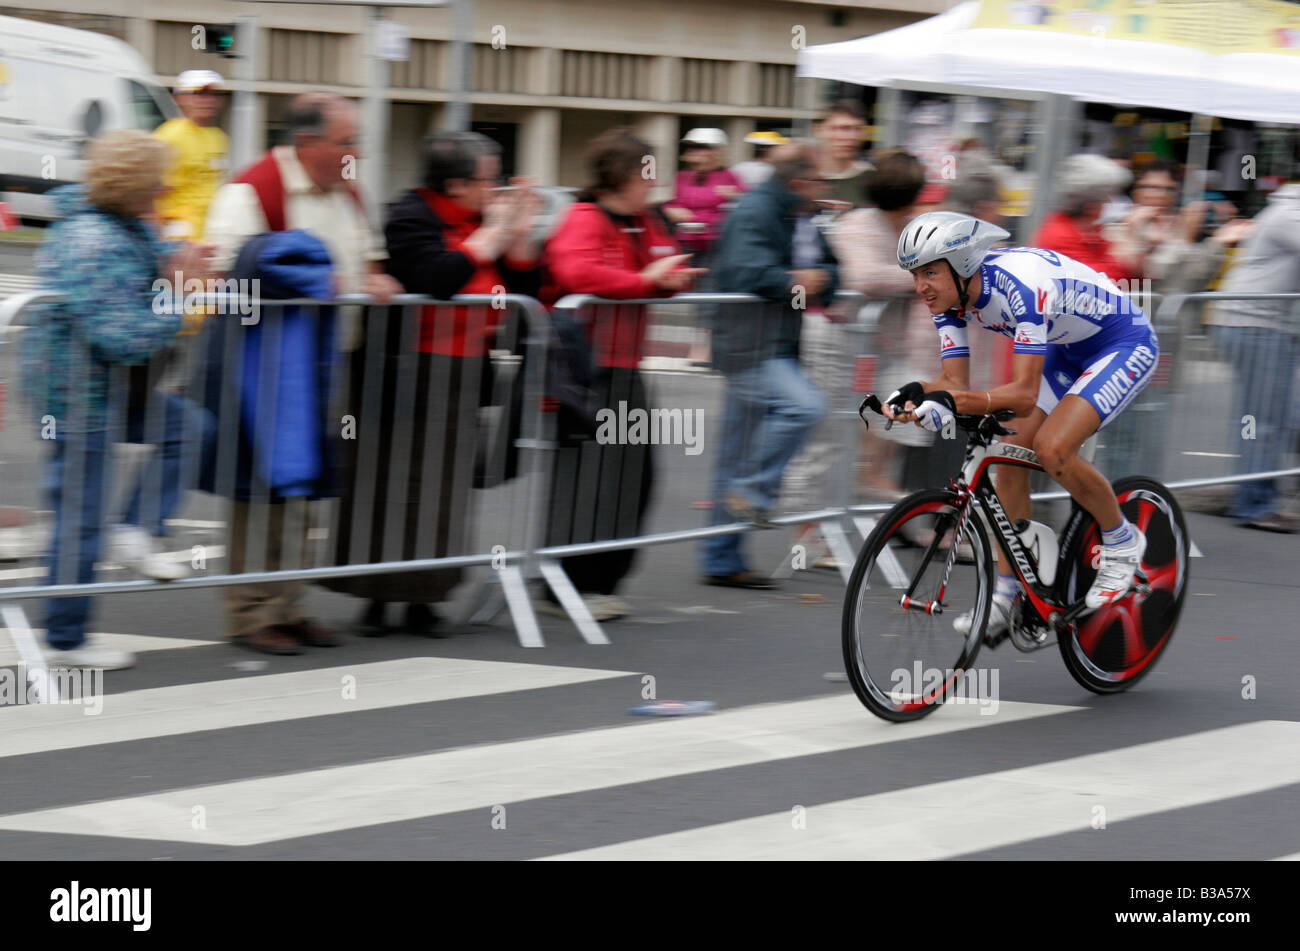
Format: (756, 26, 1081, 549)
(1057, 477, 1189, 693)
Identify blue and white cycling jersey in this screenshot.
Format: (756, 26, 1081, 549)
(932, 247, 1148, 362)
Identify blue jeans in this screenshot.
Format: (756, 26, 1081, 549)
(1209, 325, 1300, 522)
(700, 357, 827, 576)
(44, 393, 218, 649)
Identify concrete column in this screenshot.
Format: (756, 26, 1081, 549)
(530, 47, 561, 97)
(125, 17, 154, 68)
(634, 113, 678, 204)
(519, 107, 560, 186)
(724, 116, 755, 167)
(647, 55, 679, 103)
(730, 60, 758, 110)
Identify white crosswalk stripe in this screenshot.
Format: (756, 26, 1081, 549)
(0, 631, 219, 668)
(1, 632, 1296, 859)
(0, 273, 40, 301)
(543, 720, 1300, 860)
(0, 657, 634, 759)
(0, 694, 1077, 846)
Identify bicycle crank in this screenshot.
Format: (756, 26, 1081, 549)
(1006, 595, 1054, 652)
(1049, 569, 1153, 635)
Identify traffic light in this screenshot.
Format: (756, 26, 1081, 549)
(202, 24, 236, 58)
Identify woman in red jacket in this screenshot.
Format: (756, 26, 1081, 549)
(543, 127, 702, 621)
(1032, 154, 1139, 282)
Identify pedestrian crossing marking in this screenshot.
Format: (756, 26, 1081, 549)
(0, 657, 634, 758)
(0, 631, 219, 668)
(542, 720, 1300, 860)
(0, 696, 1078, 845)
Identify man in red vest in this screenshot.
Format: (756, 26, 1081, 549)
(204, 92, 402, 655)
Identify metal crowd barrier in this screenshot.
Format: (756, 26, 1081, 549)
(2, 286, 1296, 661)
(1139, 292, 1300, 493)
(0, 291, 583, 655)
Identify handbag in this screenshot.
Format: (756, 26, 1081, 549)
(472, 305, 598, 488)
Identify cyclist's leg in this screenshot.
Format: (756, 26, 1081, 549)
(1035, 332, 1161, 606)
(1034, 332, 1160, 530)
(1033, 395, 1118, 528)
(991, 361, 1066, 585)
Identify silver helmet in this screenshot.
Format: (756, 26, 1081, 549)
(896, 211, 1009, 278)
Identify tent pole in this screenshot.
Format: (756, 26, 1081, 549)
(877, 86, 903, 148)
(1183, 113, 1214, 209)
(1025, 93, 1079, 244)
(793, 75, 818, 138)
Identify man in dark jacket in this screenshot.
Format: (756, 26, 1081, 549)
(701, 141, 839, 587)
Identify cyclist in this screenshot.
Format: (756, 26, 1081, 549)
(884, 211, 1159, 635)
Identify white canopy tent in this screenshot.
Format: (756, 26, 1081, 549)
(797, 0, 1300, 234)
(797, 1, 1300, 126)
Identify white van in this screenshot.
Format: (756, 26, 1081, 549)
(0, 15, 178, 219)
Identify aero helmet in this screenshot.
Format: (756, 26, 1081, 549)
(896, 211, 1009, 310)
(897, 211, 1008, 276)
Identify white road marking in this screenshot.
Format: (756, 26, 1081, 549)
(0, 631, 219, 668)
(0, 658, 634, 758)
(0, 696, 1078, 845)
(0, 545, 227, 580)
(543, 721, 1300, 860)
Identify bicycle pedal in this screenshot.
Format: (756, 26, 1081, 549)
(982, 627, 1009, 649)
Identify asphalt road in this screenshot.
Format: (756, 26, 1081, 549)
(2, 241, 1298, 860)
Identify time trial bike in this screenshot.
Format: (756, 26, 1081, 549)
(843, 394, 1190, 722)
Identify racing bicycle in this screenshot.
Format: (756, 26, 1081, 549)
(842, 395, 1190, 722)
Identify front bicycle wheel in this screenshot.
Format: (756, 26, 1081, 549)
(842, 489, 994, 722)
(1056, 476, 1190, 694)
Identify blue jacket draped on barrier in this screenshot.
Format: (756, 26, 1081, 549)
(195, 229, 339, 501)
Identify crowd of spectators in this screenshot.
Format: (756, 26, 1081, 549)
(19, 85, 1300, 663)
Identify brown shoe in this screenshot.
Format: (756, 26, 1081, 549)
(280, 619, 342, 648)
(241, 625, 304, 656)
(702, 571, 777, 590)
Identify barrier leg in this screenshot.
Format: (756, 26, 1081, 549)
(457, 576, 507, 626)
(497, 565, 545, 648)
(1, 601, 58, 703)
(538, 560, 609, 645)
(853, 516, 909, 588)
(818, 518, 858, 585)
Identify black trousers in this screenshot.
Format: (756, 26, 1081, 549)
(322, 348, 486, 603)
(544, 367, 655, 596)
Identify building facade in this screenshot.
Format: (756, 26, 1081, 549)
(2, 0, 940, 202)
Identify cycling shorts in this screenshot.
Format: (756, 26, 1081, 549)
(1036, 326, 1160, 429)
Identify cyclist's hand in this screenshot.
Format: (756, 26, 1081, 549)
(885, 381, 925, 414)
(912, 390, 956, 432)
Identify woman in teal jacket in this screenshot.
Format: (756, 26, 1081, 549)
(21, 130, 217, 669)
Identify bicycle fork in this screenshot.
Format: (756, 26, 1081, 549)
(899, 492, 976, 617)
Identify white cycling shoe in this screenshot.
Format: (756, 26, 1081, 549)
(1085, 528, 1147, 611)
(953, 593, 1013, 638)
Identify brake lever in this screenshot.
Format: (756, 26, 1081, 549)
(858, 394, 896, 431)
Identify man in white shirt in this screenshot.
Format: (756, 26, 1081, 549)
(204, 93, 402, 654)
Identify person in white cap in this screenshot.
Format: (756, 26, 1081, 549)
(663, 128, 745, 365)
(662, 128, 744, 254)
(731, 130, 788, 188)
(153, 69, 230, 240)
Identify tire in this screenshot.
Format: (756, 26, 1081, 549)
(842, 488, 995, 722)
(1056, 477, 1190, 694)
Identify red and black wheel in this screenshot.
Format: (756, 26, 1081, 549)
(842, 489, 994, 721)
(1056, 477, 1189, 694)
